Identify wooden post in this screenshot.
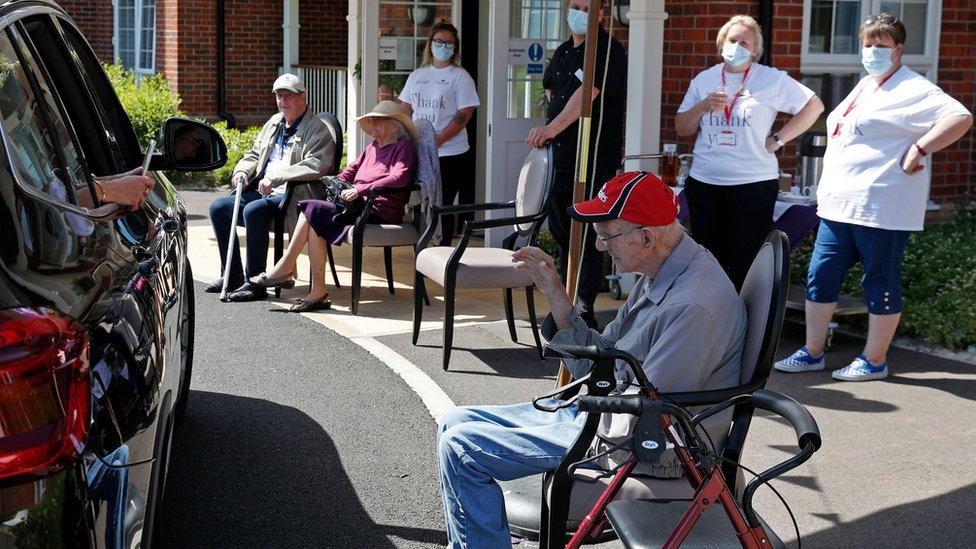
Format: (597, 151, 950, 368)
(556, 0, 601, 387)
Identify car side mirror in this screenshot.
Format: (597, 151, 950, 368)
(158, 118, 228, 172)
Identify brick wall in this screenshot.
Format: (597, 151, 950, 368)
(299, 0, 348, 67)
(59, 0, 113, 62)
(931, 2, 976, 202)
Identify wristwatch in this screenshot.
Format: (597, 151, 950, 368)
(773, 133, 786, 148)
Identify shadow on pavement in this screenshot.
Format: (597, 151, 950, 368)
(159, 390, 446, 548)
(800, 483, 976, 547)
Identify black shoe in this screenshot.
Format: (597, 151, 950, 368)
(205, 277, 243, 293)
(223, 283, 268, 302)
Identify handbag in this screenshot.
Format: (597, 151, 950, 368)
(323, 176, 366, 222)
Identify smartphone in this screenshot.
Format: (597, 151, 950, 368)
(141, 139, 157, 175)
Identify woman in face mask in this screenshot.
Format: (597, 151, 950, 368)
(399, 20, 480, 245)
(675, 14, 824, 290)
(776, 15, 973, 382)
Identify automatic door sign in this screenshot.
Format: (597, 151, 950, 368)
(527, 42, 544, 74)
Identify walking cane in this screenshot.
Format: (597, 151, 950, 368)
(219, 178, 245, 301)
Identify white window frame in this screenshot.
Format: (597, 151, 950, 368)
(112, 0, 156, 76)
(801, 0, 942, 80)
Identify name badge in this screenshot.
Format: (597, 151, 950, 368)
(716, 130, 737, 147)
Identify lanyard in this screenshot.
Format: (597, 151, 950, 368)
(720, 66, 751, 126)
(833, 72, 895, 136)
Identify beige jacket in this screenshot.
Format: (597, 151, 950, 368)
(233, 110, 335, 190)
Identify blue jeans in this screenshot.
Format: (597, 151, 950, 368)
(806, 219, 910, 315)
(209, 190, 285, 283)
(437, 401, 585, 548)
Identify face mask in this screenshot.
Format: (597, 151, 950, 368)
(861, 46, 894, 77)
(431, 43, 454, 62)
(722, 42, 752, 68)
(567, 8, 588, 35)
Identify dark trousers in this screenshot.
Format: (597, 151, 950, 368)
(438, 151, 475, 245)
(683, 176, 778, 290)
(547, 169, 615, 315)
(209, 190, 285, 285)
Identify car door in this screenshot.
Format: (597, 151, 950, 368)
(2, 8, 179, 546)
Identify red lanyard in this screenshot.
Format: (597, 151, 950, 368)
(721, 66, 751, 126)
(833, 72, 895, 136)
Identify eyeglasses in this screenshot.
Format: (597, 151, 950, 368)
(432, 39, 455, 47)
(179, 137, 204, 145)
(596, 225, 646, 246)
(864, 13, 899, 26)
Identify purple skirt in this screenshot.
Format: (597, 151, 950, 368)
(298, 199, 384, 246)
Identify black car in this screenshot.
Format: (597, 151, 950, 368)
(0, 2, 225, 547)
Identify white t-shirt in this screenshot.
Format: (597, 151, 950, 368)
(678, 63, 815, 185)
(264, 138, 293, 196)
(400, 64, 480, 157)
(816, 66, 971, 231)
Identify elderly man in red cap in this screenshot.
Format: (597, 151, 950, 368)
(435, 171, 747, 548)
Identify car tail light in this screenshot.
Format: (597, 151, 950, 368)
(0, 307, 89, 482)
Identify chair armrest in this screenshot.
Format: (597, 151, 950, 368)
(463, 211, 547, 233)
(433, 201, 515, 215)
(279, 179, 325, 213)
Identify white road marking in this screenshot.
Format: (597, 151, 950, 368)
(350, 336, 456, 421)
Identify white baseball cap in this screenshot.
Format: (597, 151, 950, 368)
(272, 73, 306, 94)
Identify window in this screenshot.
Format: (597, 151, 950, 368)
(0, 29, 82, 206)
(507, 0, 565, 119)
(114, 0, 156, 75)
(801, 0, 941, 123)
(376, 1, 457, 100)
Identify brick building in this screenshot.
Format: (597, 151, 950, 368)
(61, 0, 974, 208)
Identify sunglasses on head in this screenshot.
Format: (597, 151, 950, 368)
(864, 13, 899, 26)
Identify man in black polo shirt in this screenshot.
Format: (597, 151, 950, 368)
(527, 0, 626, 328)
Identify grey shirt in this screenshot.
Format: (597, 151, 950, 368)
(543, 233, 747, 476)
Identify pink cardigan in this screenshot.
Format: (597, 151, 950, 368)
(339, 136, 417, 222)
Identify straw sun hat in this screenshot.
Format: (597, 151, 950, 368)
(357, 100, 419, 141)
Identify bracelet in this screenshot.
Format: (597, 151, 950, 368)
(93, 180, 106, 202)
(773, 133, 786, 148)
(914, 143, 928, 156)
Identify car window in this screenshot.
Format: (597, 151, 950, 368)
(0, 29, 83, 206)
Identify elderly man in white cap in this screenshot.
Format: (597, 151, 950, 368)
(208, 73, 336, 302)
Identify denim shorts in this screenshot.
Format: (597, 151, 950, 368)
(806, 219, 910, 315)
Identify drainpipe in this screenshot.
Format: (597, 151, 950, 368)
(216, 0, 235, 128)
(759, 0, 773, 66)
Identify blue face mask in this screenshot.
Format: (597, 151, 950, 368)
(721, 42, 752, 68)
(567, 8, 588, 36)
(861, 46, 894, 77)
(431, 43, 455, 62)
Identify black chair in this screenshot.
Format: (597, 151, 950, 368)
(505, 230, 792, 547)
(412, 144, 555, 371)
(272, 111, 343, 297)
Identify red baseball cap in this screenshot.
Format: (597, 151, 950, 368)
(569, 171, 679, 226)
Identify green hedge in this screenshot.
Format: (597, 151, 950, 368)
(789, 211, 976, 349)
(210, 121, 261, 187)
(103, 64, 182, 147)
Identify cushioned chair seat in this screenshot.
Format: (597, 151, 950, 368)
(605, 498, 785, 549)
(416, 246, 534, 289)
(347, 223, 419, 247)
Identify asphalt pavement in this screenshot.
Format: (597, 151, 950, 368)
(158, 281, 446, 548)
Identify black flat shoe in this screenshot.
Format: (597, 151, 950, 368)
(289, 295, 331, 312)
(205, 277, 243, 293)
(250, 272, 296, 289)
(223, 283, 268, 302)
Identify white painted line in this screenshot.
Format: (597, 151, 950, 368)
(350, 336, 456, 421)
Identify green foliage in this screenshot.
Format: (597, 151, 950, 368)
(103, 63, 182, 147)
(210, 121, 261, 187)
(789, 212, 976, 349)
(537, 229, 559, 259)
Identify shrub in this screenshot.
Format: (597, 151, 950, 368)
(789, 212, 976, 349)
(103, 64, 182, 146)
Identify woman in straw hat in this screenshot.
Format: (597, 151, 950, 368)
(251, 100, 418, 311)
